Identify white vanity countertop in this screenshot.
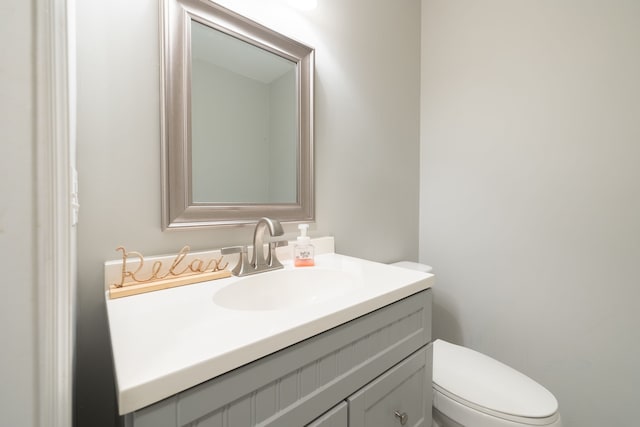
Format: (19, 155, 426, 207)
(106, 251, 433, 414)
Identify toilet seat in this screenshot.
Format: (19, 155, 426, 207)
(433, 340, 561, 426)
(434, 387, 562, 427)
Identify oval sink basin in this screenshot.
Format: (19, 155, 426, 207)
(213, 268, 360, 311)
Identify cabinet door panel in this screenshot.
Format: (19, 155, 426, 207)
(348, 345, 432, 427)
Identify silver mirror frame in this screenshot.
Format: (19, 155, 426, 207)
(160, 0, 315, 229)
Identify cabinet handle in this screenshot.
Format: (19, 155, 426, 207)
(394, 410, 408, 425)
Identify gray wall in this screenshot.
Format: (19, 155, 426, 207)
(420, 1, 640, 426)
(191, 60, 296, 203)
(0, 1, 37, 426)
(191, 59, 271, 203)
(269, 69, 297, 202)
(75, 0, 420, 425)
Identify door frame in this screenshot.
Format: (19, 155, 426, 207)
(36, 0, 75, 425)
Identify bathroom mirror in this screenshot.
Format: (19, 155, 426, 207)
(160, 0, 314, 228)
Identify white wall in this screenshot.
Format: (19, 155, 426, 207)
(0, 1, 37, 426)
(75, 0, 420, 425)
(420, 1, 640, 426)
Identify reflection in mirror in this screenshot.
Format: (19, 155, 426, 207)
(161, 0, 314, 228)
(191, 21, 297, 204)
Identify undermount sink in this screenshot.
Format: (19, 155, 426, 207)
(213, 267, 361, 311)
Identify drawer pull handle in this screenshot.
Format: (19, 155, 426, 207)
(394, 410, 408, 425)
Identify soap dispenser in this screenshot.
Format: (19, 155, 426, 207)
(294, 224, 315, 267)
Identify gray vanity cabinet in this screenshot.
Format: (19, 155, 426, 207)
(124, 290, 432, 427)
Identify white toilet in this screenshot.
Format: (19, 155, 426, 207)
(392, 262, 563, 427)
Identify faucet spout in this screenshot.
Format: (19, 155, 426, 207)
(221, 217, 288, 276)
(252, 217, 284, 269)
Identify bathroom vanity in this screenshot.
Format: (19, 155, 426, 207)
(106, 246, 433, 427)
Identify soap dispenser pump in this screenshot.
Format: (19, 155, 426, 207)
(294, 224, 315, 267)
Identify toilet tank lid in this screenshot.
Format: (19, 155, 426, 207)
(391, 261, 433, 273)
(433, 339, 558, 419)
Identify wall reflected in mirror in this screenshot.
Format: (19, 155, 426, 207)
(191, 21, 297, 204)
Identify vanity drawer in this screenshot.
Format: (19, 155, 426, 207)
(348, 344, 433, 427)
(306, 401, 348, 427)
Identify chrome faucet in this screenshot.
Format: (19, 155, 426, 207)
(221, 217, 288, 276)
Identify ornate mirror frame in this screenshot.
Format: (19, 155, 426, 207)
(160, 0, 315, 229)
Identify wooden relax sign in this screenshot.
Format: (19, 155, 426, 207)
(109, 246, 231, 299)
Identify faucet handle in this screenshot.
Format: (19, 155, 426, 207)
(221, 245, 250, 276)
(221, 245, 247, 255)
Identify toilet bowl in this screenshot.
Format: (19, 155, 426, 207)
(391, 262, 563, 427)
(432, 339, 562, 427)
